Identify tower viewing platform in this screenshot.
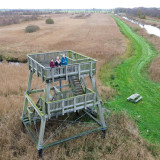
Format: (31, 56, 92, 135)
(28, 50, 97, 82)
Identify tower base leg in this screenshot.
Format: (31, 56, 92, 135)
(22, 122, 25, 133)
(102, 129, 106, 139)
(38, 149, 43, 158)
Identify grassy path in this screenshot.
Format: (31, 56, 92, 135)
(100, 15, 160, 143)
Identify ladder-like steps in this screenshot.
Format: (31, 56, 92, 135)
(71, 78, 84, 96)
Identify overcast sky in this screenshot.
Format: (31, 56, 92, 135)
(1, 0, 160, 9)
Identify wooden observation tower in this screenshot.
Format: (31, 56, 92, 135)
(21, 50, 106, 157)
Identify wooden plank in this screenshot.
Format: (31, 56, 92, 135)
(127, 93, 140, 101)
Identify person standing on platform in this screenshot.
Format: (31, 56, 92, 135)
(55, 56, 61, 67)
(61, 54, 68, 66)
(50, 59, 55, 68)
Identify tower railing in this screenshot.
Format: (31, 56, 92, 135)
(27, 50, 97, 81)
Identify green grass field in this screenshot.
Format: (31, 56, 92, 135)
(100, 15, 160, 144)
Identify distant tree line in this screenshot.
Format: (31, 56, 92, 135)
(0, 10, 49, 26)
(114, 7, 160, 19)
(0, 9, 53, 15)
(0, 14, 38, 26)
(0, 9, 113, 14)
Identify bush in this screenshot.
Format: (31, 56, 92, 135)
(25, 25, 40, 33)
(45, 18, 54, 24)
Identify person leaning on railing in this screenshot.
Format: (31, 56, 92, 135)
(50, 59, 55, 68)
(61, 54, 68, 66)
(55, 56, 61, 67)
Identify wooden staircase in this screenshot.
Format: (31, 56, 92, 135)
(70, 77, 84, 96)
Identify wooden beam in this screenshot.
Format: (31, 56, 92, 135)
(53, 86, 61, 93)
(27, 70, 33, 92)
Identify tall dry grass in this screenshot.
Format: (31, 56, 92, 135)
(149, 57, 160, 82)
(0, 63, 160, 160)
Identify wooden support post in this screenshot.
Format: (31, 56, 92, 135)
(38, 149, 43, 158)
(81, 76, 87, 93)
(21, 97, 28, 118)
(31, 60, 34, 72)
(48, 103, 51, 119)
(90, 76, 96, 92)
(37, 116, 46, 149)
(45, 81, 51, 102)
(27, 70, 33, 92)
(90, 75, 106, 129)
(59, 79, 62, 91)
(97, 103, 106, 129)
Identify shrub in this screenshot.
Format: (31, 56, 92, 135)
(45, 18, 54, 24)
(25, 25, 40, 33)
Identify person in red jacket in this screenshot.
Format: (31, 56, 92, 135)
(50, 59, 55, 68)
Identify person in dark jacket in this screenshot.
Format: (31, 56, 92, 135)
(55, 56, 61, 67)
(61, 54, 68, 66)
(50, 59, 55, 68)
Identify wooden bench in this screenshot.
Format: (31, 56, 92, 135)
(127, 93, 142, 103)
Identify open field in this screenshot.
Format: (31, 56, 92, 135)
(0, 13, 160, 159)
(0, 13, 126, 99)
(0, 13, 125, 63)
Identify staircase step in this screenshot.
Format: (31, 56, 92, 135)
(70, 77, 84, 96)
